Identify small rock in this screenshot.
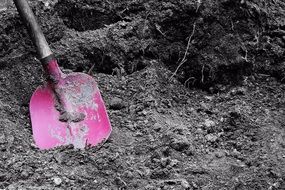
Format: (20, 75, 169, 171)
(160, 157, 170, 168)
(144, 185, 155, 189)
(141, 110, 148, 116)
(53, 177, 62, 186)
(7, 184, 17, 190)
(187, 99, 192, 104)
(180, 178, 190, 189)
(7, 135, 14, 144)
(204, 119, 215, 128)
(153, 123, 162, 132)
(115, 176, 127, 187)
(162, 147, 171, 156)
(187, 107, 196, 115)
(192, 181, 199, 189)
(186, 165, 205, 174)
(205, 134, 218, 142)
(123, 170, 133, 179)
(196, 128, 205, 135)
(231, 149, 241, 157)
(169, 159, 179, 167)
(0, 134, 5, 144)
(271, 182, 281, 189)
(209, 84, 226, 93)
(230, 87, 246, 96)
(0, 1, 8, 12)
(134, 132, 143, 137)
(200, 102, 210, 111)
(214, 150, 225, 158)
(21, 171, 29, 178)
(109, 97, 124, 110)
(30, 143, 38, 149)
(184, 146, 195, 156)
(198, 102, 213, 114)
(170, 136, 190, 151)
(157, 107, 166, 114)
(204, 96, 214, 101)
(129, 105, 136, 114)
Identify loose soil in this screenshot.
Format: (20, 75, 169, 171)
(0, 0, 285, 189)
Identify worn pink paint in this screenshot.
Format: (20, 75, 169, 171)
(29, 59, 111, 149)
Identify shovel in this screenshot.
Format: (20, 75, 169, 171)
(13, 0, 112, 149)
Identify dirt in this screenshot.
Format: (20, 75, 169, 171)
(0, 0, 285, 189)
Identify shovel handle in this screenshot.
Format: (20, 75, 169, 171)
(14, 0, 62, 83)
(13, 0, 53, 62)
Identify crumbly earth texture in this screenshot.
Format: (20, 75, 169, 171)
(0, 0, 285, 189)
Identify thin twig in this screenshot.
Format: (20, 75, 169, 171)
(201, 64, 205, 83)
(155, 23, 168, 39)
(184, 77, 196, 88)
(196, 0, 202, 12)
(88, 51, 105, 75)
(142, 12, 150, 36)
(170, 22, 197, 79)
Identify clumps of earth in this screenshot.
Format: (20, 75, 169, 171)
(0, 0, 285, 189)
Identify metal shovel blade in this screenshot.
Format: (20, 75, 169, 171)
(29, 72, 112, 150)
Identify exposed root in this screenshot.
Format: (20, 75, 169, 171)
(155, 23, 171, 40)
(201, 64, 205, 83)
(88, 51, 105, 75)
(170, 22, 197, 79)
(184, 77, 196, 88)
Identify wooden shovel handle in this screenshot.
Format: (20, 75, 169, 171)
(13, 0, 53, 62)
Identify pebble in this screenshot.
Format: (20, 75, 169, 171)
(184, 145, 195, 156)
(187, 107, 195, 113)
(0, 134, 5, 144)
(230, 87, 247, 96)
(53, 177, 62, 186)
(200, 102, 211, 111)
(196, 128, 205, 135)
(109, 97, 124, 110)
(204, 95, 214, 101)
(169, 159, 179, 167)
(204, 119, 215, 128)
(7, 135, 14, 144)
(21, 171, 29, 178)
(129, 105, 136, 114)
(153, 123, 162, 132)
(231, 149, 241, 157)
(180, 178, 190, 189)
(170, 136, 190, 151)
(214, 150, 225, 158)
(134, 132, 143, 137)
(160, 157, 169, 167)
(205, 134, 218, 142)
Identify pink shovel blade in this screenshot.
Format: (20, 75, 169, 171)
(29, 73, 111, 150)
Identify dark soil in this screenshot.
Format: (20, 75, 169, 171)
(0, 0, 285, 189)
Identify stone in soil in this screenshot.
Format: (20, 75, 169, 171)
(205, 133, 218, 142)
(53, 177, 62, 186)
(109, 97, 125, 110)
(169, 135, 190, 151)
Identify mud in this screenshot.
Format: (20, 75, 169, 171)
(0, 0, 285, 189)
(58, 112, 85, 123)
